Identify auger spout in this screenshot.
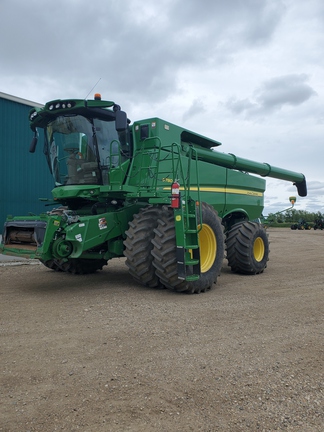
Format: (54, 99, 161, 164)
(189, 147, 307, 197)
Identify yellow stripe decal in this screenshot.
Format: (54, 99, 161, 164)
(163, 186, 263, 197)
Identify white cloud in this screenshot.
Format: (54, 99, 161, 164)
(0, 0, 323, 214)
(224, 74, 317, 118)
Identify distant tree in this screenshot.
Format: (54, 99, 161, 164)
(283, 209, 319, 223)
(266, 212, 277, 222)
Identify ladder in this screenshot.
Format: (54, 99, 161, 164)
(173, 146, 201, 281)
(133, 139, 202, 282)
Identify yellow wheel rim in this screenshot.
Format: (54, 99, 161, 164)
(198, 223, 217, 273)
(253, 237, 265, 262)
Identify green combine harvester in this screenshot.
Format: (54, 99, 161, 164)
(0, 94, 307, 293)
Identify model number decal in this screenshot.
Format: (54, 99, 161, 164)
(99, 218, 107, 230)
(75, 234, 82, 242)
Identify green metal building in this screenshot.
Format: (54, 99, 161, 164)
(0, 92, 53, 228)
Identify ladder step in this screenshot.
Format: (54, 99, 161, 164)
(185, 275, 200, 281)
(185, 259, 199, 266)
(186, 229, 198, 234)
(184, 244, 199, 249)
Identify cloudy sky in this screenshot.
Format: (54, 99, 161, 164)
(1, 0, 323, 215)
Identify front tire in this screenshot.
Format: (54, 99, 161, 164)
(226, 221, 269, 275)
(123, 206, 163, 287)
(151, 203, 225, 294)
(41, 258, 106, 274)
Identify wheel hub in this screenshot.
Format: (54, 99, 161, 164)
(253, 237, 265, 262)
(199, 223, 217, 273)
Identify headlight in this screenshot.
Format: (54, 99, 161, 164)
(29, 111, 37, 121)
(46, 101, 75, 112)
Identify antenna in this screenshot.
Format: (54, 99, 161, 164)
(84, 78, 101, 100)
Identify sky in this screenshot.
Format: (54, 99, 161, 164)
(1, 0, 323, 215)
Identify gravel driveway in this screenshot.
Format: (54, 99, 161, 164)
(0, 228, 323, 431)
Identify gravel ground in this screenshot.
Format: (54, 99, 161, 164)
(0, 228, 323, 431)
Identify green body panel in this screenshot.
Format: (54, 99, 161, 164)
(0, 97, 307, 269)
(125, 118, 266, 220)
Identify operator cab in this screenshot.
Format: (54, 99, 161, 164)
(44, 113, 131, 186)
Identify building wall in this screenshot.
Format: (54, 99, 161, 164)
(0, 93, 53, 228)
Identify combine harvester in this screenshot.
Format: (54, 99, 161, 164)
(0, 94, 307, 293)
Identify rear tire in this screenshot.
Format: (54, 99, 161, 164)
(151, 203, 225, 294)
(226, 221, 269, 275)
(123, 206, 163, 287)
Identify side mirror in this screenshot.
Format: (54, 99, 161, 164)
(115, 110, 128, 132)
(29, 132, 38, 153)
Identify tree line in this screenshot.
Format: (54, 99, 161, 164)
(265, 210, 324, 224)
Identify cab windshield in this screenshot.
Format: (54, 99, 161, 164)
(44, 115, 130, 186)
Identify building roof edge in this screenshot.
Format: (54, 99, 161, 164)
(0, 91, 43, 108)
